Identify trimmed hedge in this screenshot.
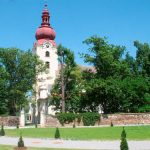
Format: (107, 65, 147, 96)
(56, 113, 76, 126)
(82, 112, 100, 126)
(57, 112, 100, 126)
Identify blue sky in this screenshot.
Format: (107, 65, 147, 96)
(0, 0, 150, 65)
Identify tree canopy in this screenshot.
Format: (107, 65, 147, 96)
(51, 44, 83, 112)
(81, 36, 150, 113)
(0, 48, 44, 115)
(52, 36, 150, 114)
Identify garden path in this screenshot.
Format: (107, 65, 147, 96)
(0, 136, 150, 150)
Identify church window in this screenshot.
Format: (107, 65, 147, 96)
(46, 61, 50, 68)
(45, 51, 50, 57)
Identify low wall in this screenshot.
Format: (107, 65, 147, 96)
(100, 113, 150, 125)
(45, 115, 61, 127)
(45, 113, 150, 127)
(0, 116, 19, 126)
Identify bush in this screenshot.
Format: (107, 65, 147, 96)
(18, 135, 24, 147)
(0, 124, 5, 136)
(57, 113, 76, 126)
(120, 127, 128, 150)
(73, 123, 76, 128)
(55, 127, 60, 139)
(57, 112, 100, 126)
(82, 112, 100, 126)
(16, 124, 19, 129)
(110, 121, 113, 127)
(35, 123, 38, 128)
(121, 127, 126, 138)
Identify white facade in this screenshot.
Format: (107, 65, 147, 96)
(33, 41, 58, 125)
(30, 4, 59, 126)
(33, 41, 58, 96)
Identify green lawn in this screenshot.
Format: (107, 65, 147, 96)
(5, 126, 150, 140)
(0, 145, 80, 150)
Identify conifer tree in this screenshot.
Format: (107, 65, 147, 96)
(121, 127, 126, 138)
(16, 123, 19, 129)
(120, 127, 128, 150)
(110, 121, 113, 127)
(55, 127, 60, 139)
(18, 134, 24, 147)
(0, 124, 5, 136)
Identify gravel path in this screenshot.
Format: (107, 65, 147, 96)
(0, 136, 150, 150)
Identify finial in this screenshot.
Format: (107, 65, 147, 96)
(44, 0, 48, 9)
(44, 4, 48, 9)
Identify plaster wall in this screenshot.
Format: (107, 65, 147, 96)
(33, 41, 58, 100)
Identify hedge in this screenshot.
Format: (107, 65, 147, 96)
(57, 112, 100, 126)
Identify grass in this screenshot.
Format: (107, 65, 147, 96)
(0, 145, 81, 150)
(4, 125, 150, 140)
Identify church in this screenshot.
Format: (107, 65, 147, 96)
(32, 4, 58, 126)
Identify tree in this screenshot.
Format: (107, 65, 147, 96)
(120, 76, 150, 112)
(0, 124, 5, 136)
(51, 37, 150, 113)
(81, 77, 123, 113)
(134, 41, 150, 77)
(0, 48, 44, 115)
(82, 36, 130, 79)
(81, 36, 150, 113)
(0, 67, 8, 114)
(81, 36, 129, 113)
(55, 127, 60, 139)
(18, 134, 24, 147)
(51, 44, 83, 112)
(120, 127, 128, 150)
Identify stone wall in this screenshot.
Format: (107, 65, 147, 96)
(45, 115, 61, 127)
(45, 113, 150, 127)
(0, 116, 19, 126)
(100, 113, 150, 125)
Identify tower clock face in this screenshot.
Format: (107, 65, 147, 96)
(46, 44, 49, 48)
(43, 42, 52, 49)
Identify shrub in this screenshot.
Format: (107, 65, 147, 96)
(57, 112, 100, 126)
(16, 124, 19, 129)
(55, 127, 60, 139)
(18, 135, 24, 147)
(57, 113, 76, 126)
(73, 123, 76, 128)
(0, 124, 5, 136)
(120, 127, 128, 150)
(120, 138, 128, 150)
(121, 127, 126, 138)
(35, 123, 38, 128)
(82, 112, 100, 126)
(110, 121, 113, 127)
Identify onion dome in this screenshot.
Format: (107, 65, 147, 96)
(35, 4, 56, 46)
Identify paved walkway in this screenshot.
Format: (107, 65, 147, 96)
(0, 136, 150, 150)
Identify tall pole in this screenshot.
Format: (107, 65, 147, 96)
(61, 51, 65, 112)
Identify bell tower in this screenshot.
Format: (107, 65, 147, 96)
(33, 4, 58, 126)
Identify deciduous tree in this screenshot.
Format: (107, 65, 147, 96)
(0, 48, 44, 115)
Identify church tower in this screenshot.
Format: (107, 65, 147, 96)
(33, 4, 58, 126)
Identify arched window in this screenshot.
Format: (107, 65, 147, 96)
(46, 62, 50, 68)
(45, 51, 50, 57)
